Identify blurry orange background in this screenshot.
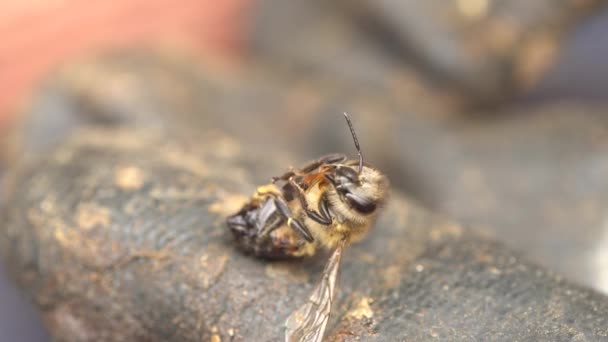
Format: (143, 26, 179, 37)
(0, 0, 251, 128)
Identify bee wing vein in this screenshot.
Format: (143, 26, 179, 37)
(285, 246, 343, 342)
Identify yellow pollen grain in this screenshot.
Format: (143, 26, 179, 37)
(114, 166, 145, 190)
(347, 297, 374, 320)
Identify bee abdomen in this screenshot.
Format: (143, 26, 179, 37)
(227, 197, 302, 259)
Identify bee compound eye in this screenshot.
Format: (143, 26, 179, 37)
(345, 192, 376, 214)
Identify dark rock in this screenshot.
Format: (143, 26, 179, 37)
(2, 51, 608, 341)
(13, 50, 608, 295)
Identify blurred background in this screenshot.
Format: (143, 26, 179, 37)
(2, 0, 608, 340)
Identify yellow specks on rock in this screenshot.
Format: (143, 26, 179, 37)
(53, 225, 115, 268)
(40, 197, 57, 213)
(76, 204, 111, 230)
(489, 266, 502, 275)
(114, 166, 145, 190)
(346, 297, 374, 320)
(210, 325, 221, 342)
(53, 228, 71, 247)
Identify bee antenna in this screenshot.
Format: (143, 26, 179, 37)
(343, 112, 364, 174)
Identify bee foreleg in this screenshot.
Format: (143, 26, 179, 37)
(300, 153, 347, 173)
(273, 195, 314, 242)
(287, 217, 314, 243)
(289, 179, 333, 226)
(319, 195, 332, 221)
(271, 170, 296, 184)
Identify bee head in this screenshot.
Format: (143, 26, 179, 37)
(322, 113, 389, 215)
(326, 164, 389, 215)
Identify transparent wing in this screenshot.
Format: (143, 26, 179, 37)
(285, 245, 344, 342)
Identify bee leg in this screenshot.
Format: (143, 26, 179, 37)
(253, 197, 283, 236)
(272, 170, 296, 183)
(319, 153, 348, 163)
(300, 153, 347, 173)
(273, 195, 314, 242)
(287, 218, 314, 243)
(289, 179, 333, 226)
(272, 154, 347, 183)
(319, 195, 332, 221)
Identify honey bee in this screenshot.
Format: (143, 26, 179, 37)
(227, 113, 389, 342)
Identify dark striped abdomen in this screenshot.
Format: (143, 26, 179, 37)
(227, 194, 302, 259)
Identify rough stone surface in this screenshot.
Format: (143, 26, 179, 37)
(2, 51, 608, 341)
(8, 51, 608, 295)
(3, 122, 608, 341)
